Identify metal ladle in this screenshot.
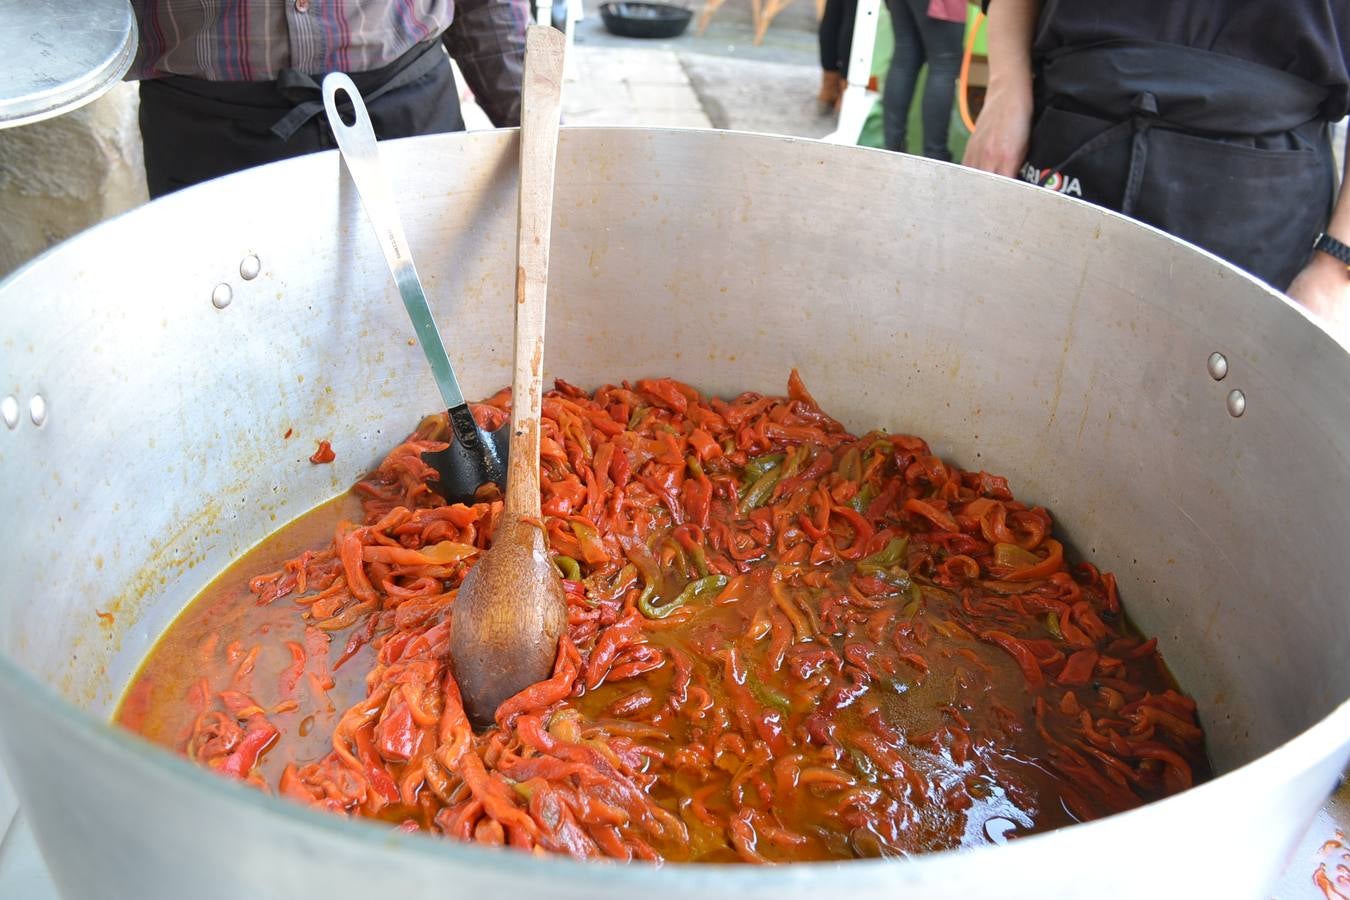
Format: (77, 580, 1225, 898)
(321, 71, 508, 505)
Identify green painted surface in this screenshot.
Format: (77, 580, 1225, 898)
(857, 3, 979, 159)
(969, 3, 987, 56)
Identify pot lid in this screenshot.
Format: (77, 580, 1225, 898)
(0, 0, 136, 130)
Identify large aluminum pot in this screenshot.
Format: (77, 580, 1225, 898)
(0, 128, 1347, 898)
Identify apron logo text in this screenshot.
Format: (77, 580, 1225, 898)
(1020, 163, 1083, 198)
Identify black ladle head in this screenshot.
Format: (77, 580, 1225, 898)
(421, 404, 511, 506)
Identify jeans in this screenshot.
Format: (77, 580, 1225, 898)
(882, 0, 964, 159)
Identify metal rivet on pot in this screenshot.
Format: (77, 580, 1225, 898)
(1226, 389, 1246, 418)
(29, 394, 47, 427)
(211, 282, 233, 309)
(1, 395, 18, 429)
(1207, 352, 1228, 381)
(239, 254, 261, 280)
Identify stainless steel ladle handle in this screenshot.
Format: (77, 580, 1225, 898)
(321, 71, 466, 411)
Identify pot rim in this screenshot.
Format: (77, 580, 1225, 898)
(1, 127, 1348, 884)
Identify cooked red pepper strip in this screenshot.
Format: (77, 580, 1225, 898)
(980, 630, 1046, 688)
(1056, 649, 1099, 686)
(1003, 539, 1065, 582)
(903, 498, 960, 533)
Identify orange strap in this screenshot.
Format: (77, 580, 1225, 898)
(957, 11, 986, 133)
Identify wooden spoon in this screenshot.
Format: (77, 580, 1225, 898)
(450, 25, 568, 730)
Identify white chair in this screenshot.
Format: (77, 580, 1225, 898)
(823, 0, 881, 145)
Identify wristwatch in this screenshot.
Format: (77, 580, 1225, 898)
(1313, 232, 1350, 271)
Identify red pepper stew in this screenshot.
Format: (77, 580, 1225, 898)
(117, 373, 1209, 862)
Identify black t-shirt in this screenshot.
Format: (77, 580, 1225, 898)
(991, 0, 1350, 119)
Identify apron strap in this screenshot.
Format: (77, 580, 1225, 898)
(270, 40, 446, 141)
(1120, 92, 1157, 217)
(1036, 92, 1159, 215)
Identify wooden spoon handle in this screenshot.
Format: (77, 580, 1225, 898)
(506, 25, 565, 518)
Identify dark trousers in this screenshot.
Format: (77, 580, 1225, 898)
(819, 0, 858, 75)
(138, 41, 464, 199)
(882, 0, 964, 159)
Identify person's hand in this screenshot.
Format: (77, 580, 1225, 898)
(962, 80, 1034, 178)
(1287, 250, 1350, 339)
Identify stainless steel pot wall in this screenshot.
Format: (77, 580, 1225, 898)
(0, 128, 1346, 898)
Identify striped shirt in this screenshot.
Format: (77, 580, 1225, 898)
(129, 0, 529, 125)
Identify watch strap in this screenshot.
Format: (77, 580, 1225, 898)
(1313, 232, 1350, 269)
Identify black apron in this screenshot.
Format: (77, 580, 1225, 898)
(139, 40, 464, 199)
(1023, 39, 1337, 289)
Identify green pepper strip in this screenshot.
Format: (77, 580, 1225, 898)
(738, 463, 783, 515)
(635, 581, 659, 615)
(748, 677, 791, 713)
(553, 555, 582, 581)
(848, 482, 877, 515)
(687, 542, 710, 578)
(836, 446, 862, 482)
(856, 564, 912, 589)
(859, 537, 909, 568)
(639, 574, 727, 619)
(899, 583, 926, 617)
(994, 541, 1041, 569)
(1045, 612, 1064, 641)
(570, 520, 607, 565)
(849, 748, 879, 784)
(779, 444, 809, 481)
(609, 563, 638, 594)
(666, 539, 690, 581)
(742, 452, 785, 485)
(859, 441, 891, 485)
(686, 454, 706, 480)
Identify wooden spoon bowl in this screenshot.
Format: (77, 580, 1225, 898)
(450, 517, 566, 726)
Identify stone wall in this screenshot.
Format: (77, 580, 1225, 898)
(0, 82, 148, 278)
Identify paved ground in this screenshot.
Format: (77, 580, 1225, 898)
(680, 52, 834, 136)
(459, 15, 837, 137)
(571, 16, 831, 136)
(563, 41, 711, 128)
(573, 11, 819, 66)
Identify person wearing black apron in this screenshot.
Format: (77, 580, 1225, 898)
(139, 41, 465, 199)
(963, 0, 1350, 328)
(130, 0, 528, 200)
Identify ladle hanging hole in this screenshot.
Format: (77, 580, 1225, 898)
(334, 90, 357, 127)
